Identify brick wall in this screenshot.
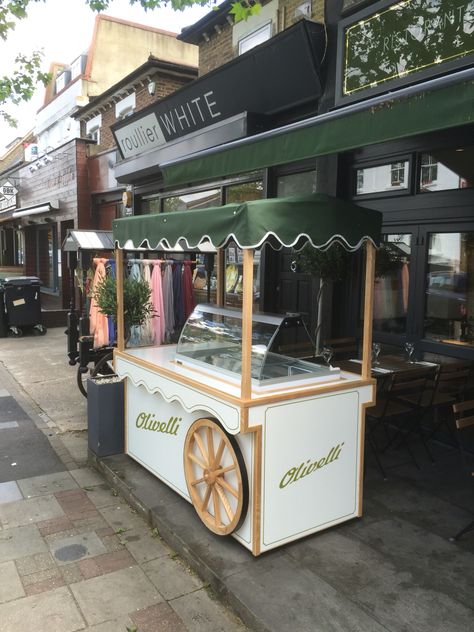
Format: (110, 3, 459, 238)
(199, 0, 326, 76)
(82, 71, 195, 153)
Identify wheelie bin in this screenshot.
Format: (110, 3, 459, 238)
(3, 277, 47, 336)
(0, 279, 8, 338)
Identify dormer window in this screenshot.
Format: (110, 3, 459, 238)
(70, 55, 86, 80)
(238, 21, 272, 55)
(86, 114, 102, 143)
(115, 93, 136, 119)
(55, 69, 70, 93)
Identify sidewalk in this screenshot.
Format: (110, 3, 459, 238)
(1, 328, 474, 632)
(0, 330, 248, 632)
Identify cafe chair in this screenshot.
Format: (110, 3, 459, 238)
(425, 365, 471, 442)
(366, 367, 432, 472)
(449, 399, 474, 542)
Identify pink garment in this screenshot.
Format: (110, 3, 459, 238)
(151, 261, 165, 345)
(89, 257, 109, 348)
(401, 263, 409, 313)
(140, 262, 154, 345)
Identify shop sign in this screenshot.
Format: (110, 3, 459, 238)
(339, 0, 474, 101)
(112, 19, 325, 159)
(0, 180, 18, 212)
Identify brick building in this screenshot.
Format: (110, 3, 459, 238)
(0, 14, 197, 318)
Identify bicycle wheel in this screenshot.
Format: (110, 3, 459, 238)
(77, 352, 115, 398)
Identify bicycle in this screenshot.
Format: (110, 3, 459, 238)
(76, 337, 116, 398)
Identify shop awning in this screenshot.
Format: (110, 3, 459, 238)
(62, 229, 115, 252)
(12, 201, 59, 219)
(113, 193, 382, 252)
(160, 69, 474, 187)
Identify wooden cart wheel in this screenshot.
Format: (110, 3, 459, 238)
(184, 418, 248, 536)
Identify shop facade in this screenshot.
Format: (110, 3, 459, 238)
(111, 0, 474, 361)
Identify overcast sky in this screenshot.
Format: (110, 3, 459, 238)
(0, 0, 210, 156)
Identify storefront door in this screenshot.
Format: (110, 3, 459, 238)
(36, 225, 58, 293)
(374, 222, 474, 358)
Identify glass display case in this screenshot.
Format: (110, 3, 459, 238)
(176, 304, 340, 389)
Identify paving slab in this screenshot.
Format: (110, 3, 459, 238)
(171, 587, 249, 632)
(0, 586, 85, 632)
(69, 467, 105, 488)
(0, 481, 23, 504)
(71, 565, 163, 626)
(17, 471, 78, 498)
(142, 554, 204, 600)
(0, 494, 64, 528)
(0, 524, 48, 563)
(0, 560, 25, 603)
(50, 531, 108, 565)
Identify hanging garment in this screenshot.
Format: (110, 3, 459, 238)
(163, 262, 175, 342)
(173, 262, 185, 329)
(140, 262, 154, 345)
(128, 261, 142, 346)
(107, 259, 116, 346)
(89, 257, 109, 348)
(182, 263, 195, 320)
(151, 261, 165, 345)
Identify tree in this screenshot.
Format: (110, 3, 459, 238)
(0, 0, 260, 126)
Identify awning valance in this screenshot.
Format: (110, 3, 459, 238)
(160, 70, 474, 187)
(113, 194, 382, 252)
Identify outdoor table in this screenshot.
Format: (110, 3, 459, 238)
(111, 194, 382, 556)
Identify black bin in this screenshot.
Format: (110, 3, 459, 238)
(4, 277, 47, 336)
(0, 280, 7, 338)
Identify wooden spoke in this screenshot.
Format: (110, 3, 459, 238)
(190, 475, 206, 486)
(201, 485, 212, 513)
(184, 418, 247, 536)
(216, 476, 239, 499)
(213, 439, 225, 469)
(206, 427, 215, 466)
(187, 452, 207, 470)
(194, 431, 208, 465)
(215, 483, 234, 522)
(214, 464, 235, 476)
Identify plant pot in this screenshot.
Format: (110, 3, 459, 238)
(87, 375, 124, 457)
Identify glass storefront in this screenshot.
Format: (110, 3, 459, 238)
(373, 234, 411, 335)
(424, 232, 474, 347)
(419, 146, 473, 193)
(355, 161, 410, 195)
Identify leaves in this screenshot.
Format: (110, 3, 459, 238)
(93, 275, 154, 333)
(296, 243, 348, 282)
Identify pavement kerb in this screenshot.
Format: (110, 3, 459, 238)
(89, 449, 269, 632)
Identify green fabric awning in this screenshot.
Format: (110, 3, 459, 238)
(113, 194, 382, 252)
(161, 77, 474, 187)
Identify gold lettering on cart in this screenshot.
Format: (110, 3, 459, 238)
(279, 443, 344, 489)
(135, 413, 180, 436)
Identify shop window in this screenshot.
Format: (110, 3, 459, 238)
(419, 146, 473, 193)
(141, 195, 161, 215)
(238, 22, 272, 55)
(424, 232, 474, 347)
(373, 234, 412, 335)
(115, 93, 136, 120)
(163, 189, 221, 212)
(277, 171, 316, 197)
(225, 180, 263, 203)
(355, 161, 410, 195)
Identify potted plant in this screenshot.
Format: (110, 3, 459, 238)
(87, 276, 154, 458)
(93, 275, 154, 342)
(296, 243, 348, 356)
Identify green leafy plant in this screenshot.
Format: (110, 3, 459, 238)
(296, 243, 349, 355)
(93, 276, 154, 339)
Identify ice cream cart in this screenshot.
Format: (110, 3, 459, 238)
(112, 194, 381, 556)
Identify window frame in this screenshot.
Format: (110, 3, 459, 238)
(351, 154, 415, 200)
(238, 21, 273, 55)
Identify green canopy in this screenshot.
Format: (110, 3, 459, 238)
(113, 194, 381, 252)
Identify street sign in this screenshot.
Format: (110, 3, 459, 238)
(0, 181, 18, 200)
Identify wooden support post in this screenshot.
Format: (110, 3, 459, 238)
(115, 247, 125, 352)
(216, 248, 225, 306)
(241, 249, 254, 400)
(361, 241, 376, 380)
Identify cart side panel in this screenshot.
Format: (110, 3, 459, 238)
(116, 355, 241, 434)
(260, 389, 362, 551)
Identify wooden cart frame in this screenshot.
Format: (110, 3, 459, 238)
(112, 193, 381, 555)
